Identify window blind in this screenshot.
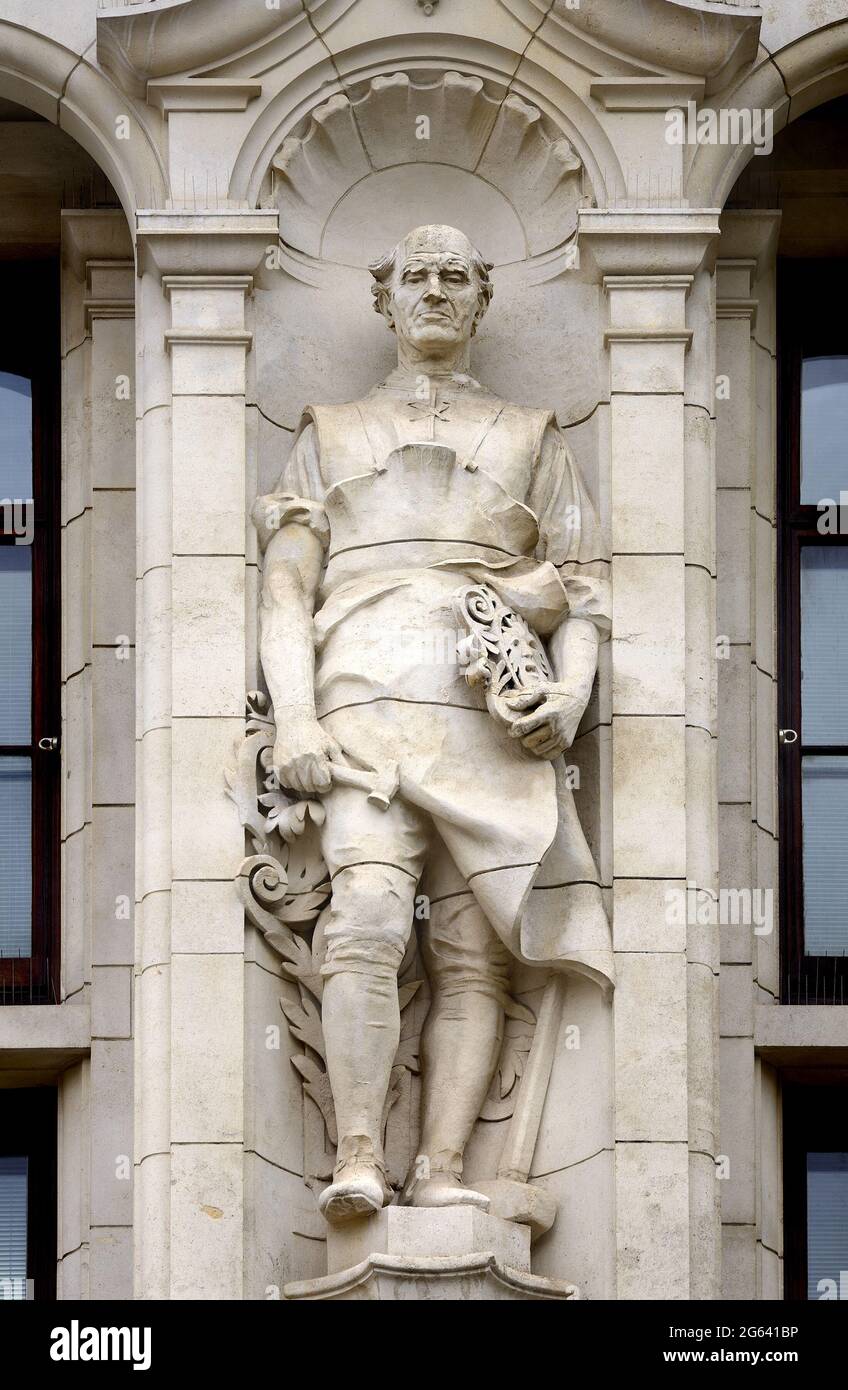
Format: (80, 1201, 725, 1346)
(0, 1155, 27, 1300)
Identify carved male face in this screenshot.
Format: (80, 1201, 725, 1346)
(371, 225, 491, 355)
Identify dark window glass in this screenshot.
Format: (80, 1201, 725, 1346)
(0, 265, 60, 1003)
(801, 356, 848, 503)
(800, 548, 848, 744)
(0, 546, 32, 744)
(0, 371, 31, 500)
(0, 758, 32, 957)
(807, 1151, 848, 1300)
(802, 758, 848, 957)
(785, 1083, 848, 1300)
(0, 1090, 55, 1301)
(779, 263, 848, 1001)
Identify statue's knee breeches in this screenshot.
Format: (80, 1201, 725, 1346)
(318, 781, 429, 980)
(321, 862, 419, 980)
(422, 895, 512, 1001)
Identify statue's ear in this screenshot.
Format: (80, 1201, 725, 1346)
(371, 283, 395, 330)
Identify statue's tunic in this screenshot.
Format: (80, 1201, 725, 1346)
(257, 371, 614, 988)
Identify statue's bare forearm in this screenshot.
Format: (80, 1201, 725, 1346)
(259, 524, 342, 795)
(260, 524, 323, 719)
(548, 616, 600, 709)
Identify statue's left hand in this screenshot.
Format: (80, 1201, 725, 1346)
(503, 683, 587, 759)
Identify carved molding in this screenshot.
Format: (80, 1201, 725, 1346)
(99, 0, 760, 95)
(136, 209, 279, 277)
(502, 0, 761, 94)
(269, 70, 585, 261)
(146, 78, 263, 113)
(97, 0, 356, 85)
(0, 19, 167, 213)
(283, 1249, 580, 1300)
(688, 22, 848, 207)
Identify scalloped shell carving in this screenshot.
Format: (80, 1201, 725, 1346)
(351, 71, 502, 171)
(479, 93, 583, 255)
(270, 71, 585, 261)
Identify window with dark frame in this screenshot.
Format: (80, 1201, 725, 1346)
(783, 1078, 848, 1300)
(0, 264, 60, 1004)
(778, 260, 848, 1005)
(0, 1087, 57, 1301)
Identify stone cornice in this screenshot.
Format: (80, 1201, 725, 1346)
(136, 208, 279, 277)
(578, 208, 721, 277)
(717, 209, 782, 273)
(164, 327, 253, 350)
(147, 79, 263, 113)
(715, 299, 757, 325)
(590, 78, 705, 112)
(60, 209, 134, 280)
(84, 256, 136, 330)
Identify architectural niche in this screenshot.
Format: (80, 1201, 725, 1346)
(265, 71, 585, 266)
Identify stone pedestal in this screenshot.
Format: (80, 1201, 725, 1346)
(283, 1209, 579, 1301)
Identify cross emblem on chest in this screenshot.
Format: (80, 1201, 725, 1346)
(406, 395, 452, 427)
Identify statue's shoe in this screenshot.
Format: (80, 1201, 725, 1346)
(318, 1164, 387, 1225)
(408, 1174, 490, 1212)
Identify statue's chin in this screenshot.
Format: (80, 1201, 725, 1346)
(401, 326, 466, 355)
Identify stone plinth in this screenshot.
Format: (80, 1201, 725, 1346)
(283, 1208, 579, 1301)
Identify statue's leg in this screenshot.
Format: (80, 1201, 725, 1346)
(317, 785, 427, 1224)
(409, 870, 512, 1210)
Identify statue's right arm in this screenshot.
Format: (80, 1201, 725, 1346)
(260, 523, 341, 796)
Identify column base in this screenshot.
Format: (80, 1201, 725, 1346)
(282, 1208, 579, 1301)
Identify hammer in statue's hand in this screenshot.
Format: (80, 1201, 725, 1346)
(327, 757, 400, 811)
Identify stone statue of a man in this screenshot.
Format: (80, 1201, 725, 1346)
(254, 224, 612, 1225)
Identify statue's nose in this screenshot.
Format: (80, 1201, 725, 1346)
(423, 274, 446, 299)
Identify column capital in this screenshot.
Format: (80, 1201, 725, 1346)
(136, 209, 279, 279)
(717, 208, 782, 271)
(61, 208, 134, 280)
(578, 208, 720, 279)
(85, 259, 135, 329)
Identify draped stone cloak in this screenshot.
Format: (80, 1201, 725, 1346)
(256, 371, 614, 990)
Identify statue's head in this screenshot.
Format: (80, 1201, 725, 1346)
(369, 224, 493, 356)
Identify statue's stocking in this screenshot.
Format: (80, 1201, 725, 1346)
(321, 968, 400, 1169)
(417, 985, 504, 1178)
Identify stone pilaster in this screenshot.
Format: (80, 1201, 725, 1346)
(580, 209, 720, 1300)
(714, 210, 782, 1300)
(58, 210, 136, 1300)
(133, 210, 278, 1299)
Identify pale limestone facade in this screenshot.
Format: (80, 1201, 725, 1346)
(0, 0, 847, 1301)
